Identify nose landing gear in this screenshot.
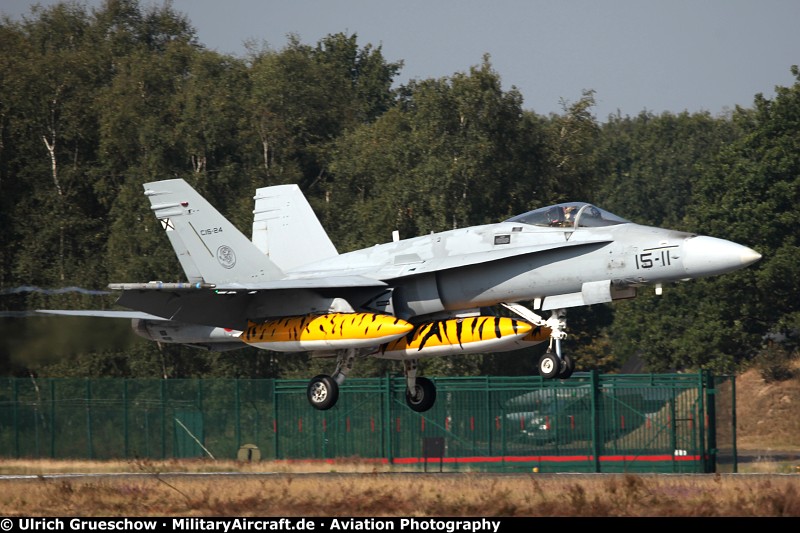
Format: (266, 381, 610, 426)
(501, 303, 575, 380)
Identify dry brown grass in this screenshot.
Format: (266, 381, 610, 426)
(731, 362, 800, 451)
(0, 458, 799, 516)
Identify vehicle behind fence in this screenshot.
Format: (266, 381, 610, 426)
(0, 371, 736, 473)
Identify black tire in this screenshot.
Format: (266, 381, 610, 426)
(307, 374, 339, 410)
(558, 354, 575, 379)
(538, 353, 560, 379)
(405, 376, 437, 412)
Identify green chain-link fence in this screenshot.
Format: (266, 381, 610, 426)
(0, 371, 735, 473)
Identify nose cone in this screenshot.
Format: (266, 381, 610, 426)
(683, 236, 762, 277)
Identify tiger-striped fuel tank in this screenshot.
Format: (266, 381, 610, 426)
(375, 316, 548, 360)
(242, 312, 413, 351)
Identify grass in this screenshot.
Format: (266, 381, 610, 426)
(1, 458, 799, 516)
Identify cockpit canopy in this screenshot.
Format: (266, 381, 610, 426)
(505, 202, 630, 229)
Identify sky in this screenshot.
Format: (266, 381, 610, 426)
(3, 0, 800, 120)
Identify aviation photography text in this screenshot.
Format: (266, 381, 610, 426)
(7, 518, 504, 533)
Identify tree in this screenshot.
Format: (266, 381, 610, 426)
(594, 110, 740, 228)
(543, 89, 602, 204)
(688, 66, 800, 367)
(609, 66, 800, 374)
(245, 33, 402, 193)
(3, 2, 104, 294)
(326, 56, 550, 252)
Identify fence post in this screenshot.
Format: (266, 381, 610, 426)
(123, 379, 129, 458)
(86, 378, 93, 459)
(701, 370, 713, 473)
(590, 370, 601, 472)
(669, 388, 678, 473)
(730, 374, 738, 473)
(382, 374, 393, 465)
(198, 378, 205, 451)
(160, 379, 166, 459)
(13, 379, 19, 458)
(235, 379, 241, 450)
(49, 379, 55, 459)
(272, 380, 279, 460)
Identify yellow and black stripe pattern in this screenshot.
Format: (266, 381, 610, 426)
(378, 316, 548, 358)
(242, 312, 413, 351)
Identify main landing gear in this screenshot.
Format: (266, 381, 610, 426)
(306, 350, 438, 412)
(403, 359, 436, 412)
(307, 374, 339, 410)
(306, 348, 354, 411)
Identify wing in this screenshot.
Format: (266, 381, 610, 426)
(112, 283, 390, 330)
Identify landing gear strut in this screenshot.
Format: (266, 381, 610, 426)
(306, 348, 356, 411)
(502, 303, 574, 380)
(305, 350, 439, 412)
(403, 359, 436, 412)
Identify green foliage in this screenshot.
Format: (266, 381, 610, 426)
(683, 65, 800, 370)
(246, 32, 401, 191)
(594, 110, 740, 228)
(544, 89, 602, 203)
(325, 56, 550, 250)
(561, 305, 621, 374)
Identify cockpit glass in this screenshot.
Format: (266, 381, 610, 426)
(505, 202, 630, 228)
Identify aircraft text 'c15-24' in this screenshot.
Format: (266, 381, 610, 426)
(39, 180, 761, 412)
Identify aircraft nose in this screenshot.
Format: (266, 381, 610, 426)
(682, 236, 762, 277)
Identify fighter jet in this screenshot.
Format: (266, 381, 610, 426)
(40, 179, 761, 412)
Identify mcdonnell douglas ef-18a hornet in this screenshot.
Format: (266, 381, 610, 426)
(40, 179, 761, 412)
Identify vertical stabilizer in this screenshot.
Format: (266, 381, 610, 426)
(144, 179, 284, 284)
(252, 184, 339, 270)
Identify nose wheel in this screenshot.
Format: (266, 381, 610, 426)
(559, 353, 575, 378)
(537, 334, 575, 379)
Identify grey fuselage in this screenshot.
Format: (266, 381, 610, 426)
(288, 209, 757, 321)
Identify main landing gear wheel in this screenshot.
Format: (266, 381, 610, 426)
(406, 376, 437, 413)
(307, 374, 339, 410)
(538, 352, 560, 379)
(558, 354, 575, 379)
